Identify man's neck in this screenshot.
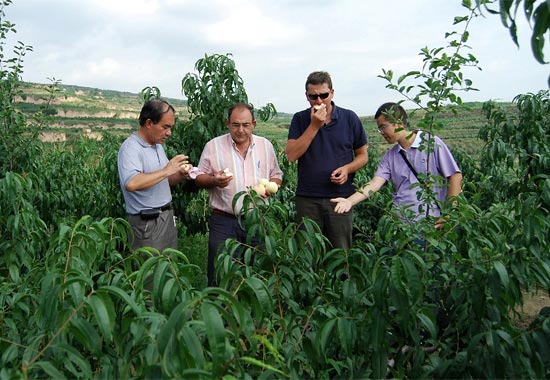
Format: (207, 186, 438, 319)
(398, 130, 416, 150)
(234, 137, 251, 157)
(137, 129, 154, 145)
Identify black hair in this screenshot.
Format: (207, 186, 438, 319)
(139, 99, 175, 126)
(374, 102, 409, 128)
(227, 102, 255, 121)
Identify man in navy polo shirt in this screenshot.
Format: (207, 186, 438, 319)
(286, 71, 369, 249)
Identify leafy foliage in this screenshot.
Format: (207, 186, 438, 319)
(0, 1, 57, 173)
(176, 53, 277, 165)
(471, 0, 550, 65)
(1, 1, 549, 379)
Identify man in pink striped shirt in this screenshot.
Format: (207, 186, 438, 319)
(195, 103, 283, 286)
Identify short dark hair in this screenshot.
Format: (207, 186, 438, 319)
(227, 102, 255, 121)
(305, 71, 333, 90)
(374, 102, 409, 128)
(139, 99, 175, 126)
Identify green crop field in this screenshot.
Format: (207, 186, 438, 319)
(253, 102, 517, 160)
(16, 82, 516, 161)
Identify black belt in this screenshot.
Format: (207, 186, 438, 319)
(211, 208, 241, 218)
(130, 203, 172, 217)
(159, 203, 172, 211)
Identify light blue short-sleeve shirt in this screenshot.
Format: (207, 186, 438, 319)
(117, 132, 172, 214)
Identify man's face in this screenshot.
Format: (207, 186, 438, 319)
(146, 109, 175, 145)
(227, 107, 256, 144)
(376, 115, 400, 143)
(305, 83, 333, 107)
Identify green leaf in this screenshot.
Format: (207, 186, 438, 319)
(530, 3, 549, 63)
(86, 293, 114, 341)
(157, 302, 191, 353)
(316, 318, 337, 357)
(337, 317, 353, 355)
(417, 311, 436, 338)
(32, 361, 67, 379)
(99, 285, 141, 314)
(69, 317, 102, 355)
(180, 325, 206, 367)
(493, 261, 509, 289)
(453, 15, 469, 24)
(244, 276, 272, 315)
(201, 301, 227, 376)
(241, 356, 287, 376)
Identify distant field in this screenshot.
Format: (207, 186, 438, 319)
(16, 82, 516, 158)
(254, 103, 515, 159)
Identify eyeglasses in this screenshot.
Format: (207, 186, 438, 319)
(307, 92, 330, 100)
(230, 122, 253, 129)
(377, 123, 391, 133)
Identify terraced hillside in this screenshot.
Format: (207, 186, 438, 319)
(15, 82, 515, 159)
(15, 82, 189, 141)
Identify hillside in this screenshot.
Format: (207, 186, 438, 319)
(15, 82, 516, 157)
(15, 82, 190, 142)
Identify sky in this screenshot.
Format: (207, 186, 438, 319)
(5, 0, 549, 116)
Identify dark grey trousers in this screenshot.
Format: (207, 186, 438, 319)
(127, 209, 178, 253)
(295, 195, 353, 250)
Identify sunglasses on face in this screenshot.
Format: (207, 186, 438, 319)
(307, 92, 330, 100)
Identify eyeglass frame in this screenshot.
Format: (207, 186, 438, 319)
(377, 123, 392, 134)
(229, 121, 254, 129)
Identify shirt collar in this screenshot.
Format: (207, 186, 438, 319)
(410, 130, 424, 148)
(397, 130, 424, 151)
(227, 133, 256, 148)
(132, 132, 155, 148)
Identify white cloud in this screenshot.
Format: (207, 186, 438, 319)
(87, 57, 123, 76)
(202, 1, 303, 48)
(95, 0, 161, 15)
(6, 0, 549, 115)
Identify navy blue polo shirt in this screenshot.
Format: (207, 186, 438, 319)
(288, 103, 367, 198)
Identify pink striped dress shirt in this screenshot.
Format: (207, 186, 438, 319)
(197, 133, 283, 215)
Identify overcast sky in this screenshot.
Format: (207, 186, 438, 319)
(5, 0, 549, 116)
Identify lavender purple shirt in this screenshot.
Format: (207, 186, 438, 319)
(375, 131, 461, 221)
(197, 133, 283, 214)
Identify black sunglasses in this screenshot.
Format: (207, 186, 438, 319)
(307, 92, 330, 100)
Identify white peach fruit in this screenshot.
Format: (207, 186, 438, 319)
(313, 104, 325, 112)
(265, 181, 278, 194)
(253, 184, 266, 196)
(223, 168, 233, 177)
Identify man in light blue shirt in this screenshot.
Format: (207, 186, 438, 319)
(118, 99, 190, 251)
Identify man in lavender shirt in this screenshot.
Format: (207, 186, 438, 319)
(331, 102, 462, 226)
